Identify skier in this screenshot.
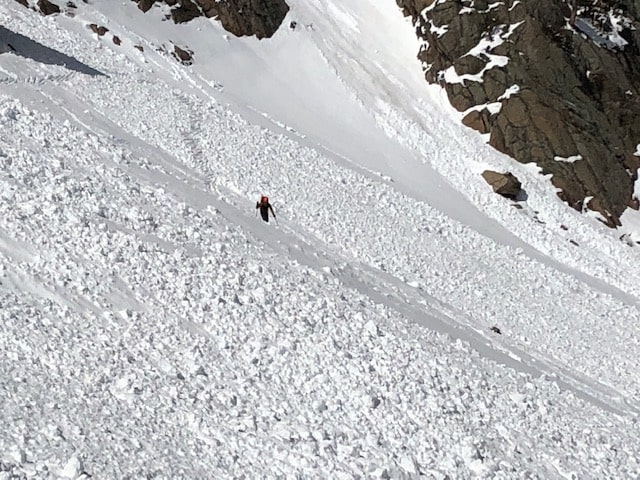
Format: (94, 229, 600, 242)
(256, 195, 276, 223)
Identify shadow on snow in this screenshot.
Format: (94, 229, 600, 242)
(0, 25, 105, 76)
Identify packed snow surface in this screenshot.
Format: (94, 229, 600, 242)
(1, 1, 640, 478)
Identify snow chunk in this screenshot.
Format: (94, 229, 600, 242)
(463, 101, 502, 117)
(430, 23, 449, 38)
(509, 391, 526, 404)
(486, 102, 502, 114)
(3, 445, 25, 465)
(363, 319, 380, 337)
(498, 84, 520, 100)
(442, 56, 508, 84)
(398, 454, 418, 474)
(59, 455, 83, 479)
(554, 154, 582, 163)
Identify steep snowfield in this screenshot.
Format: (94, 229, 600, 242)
(1, 1, 640, 478)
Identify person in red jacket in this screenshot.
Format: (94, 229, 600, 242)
(256, 195, 276, 223)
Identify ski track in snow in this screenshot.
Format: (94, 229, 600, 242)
(1, 1, 640, 479)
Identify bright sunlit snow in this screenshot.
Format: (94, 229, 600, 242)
(554, 154, 583, 163)
(1, 0, 640, 478)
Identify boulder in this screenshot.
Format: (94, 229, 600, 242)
(137, 0, 156, 12)
(89, 24, 109, 36)
(173, 45, 193, 65)
(481, 170, 522, 200)
(38, 0, 60, 15)
(170, 0, 201, 23)
(462, 109, 491, 134)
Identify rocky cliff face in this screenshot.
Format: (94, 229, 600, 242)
(133, 0, 289, 39)
(397, 0, 640, 226)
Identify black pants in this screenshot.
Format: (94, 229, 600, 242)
(259, 205, 270, 222)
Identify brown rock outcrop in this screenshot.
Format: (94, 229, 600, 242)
(38, 0, 60, 15)
(398, 0, 640, 226)
(132, 0, 289, 39)
(481, 170, 522, 200)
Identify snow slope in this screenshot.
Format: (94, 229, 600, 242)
(1, 1, 640, 478)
